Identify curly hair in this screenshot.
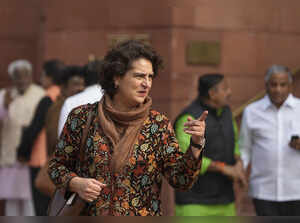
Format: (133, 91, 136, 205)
(99, 40, 163, 98)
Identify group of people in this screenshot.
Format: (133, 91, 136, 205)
(174, 65, 300, 216)
(0, 40, 299, 216)
(0, 58, 102, 216)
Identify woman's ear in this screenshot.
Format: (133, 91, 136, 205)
(114, 76, 120, 89)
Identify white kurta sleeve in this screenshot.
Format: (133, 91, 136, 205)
(0, 89, 8, 120)
(239, 108, 252, 169)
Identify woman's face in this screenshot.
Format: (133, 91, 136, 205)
(113, 58, 154, 110)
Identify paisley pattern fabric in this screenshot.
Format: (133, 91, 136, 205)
(48, 103, 203, 216)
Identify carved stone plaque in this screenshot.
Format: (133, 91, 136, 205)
(186, 41, 221, 66)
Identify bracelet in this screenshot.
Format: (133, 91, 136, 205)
(215, 161, 226, 171)
(190, 138, 205, 150)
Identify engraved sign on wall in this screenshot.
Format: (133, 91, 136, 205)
(186, 41, 221, 66)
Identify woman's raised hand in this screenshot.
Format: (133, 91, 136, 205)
(183, 111, 208, 145)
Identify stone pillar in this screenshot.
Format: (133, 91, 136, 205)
(0, 0, 43, 87)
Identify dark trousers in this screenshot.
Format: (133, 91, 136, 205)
(30, 167, 51, 216)
(253, 198, 300, 216)
(0, 200, 5, 216)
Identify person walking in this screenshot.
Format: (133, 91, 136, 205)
(48, 40, 207, 216)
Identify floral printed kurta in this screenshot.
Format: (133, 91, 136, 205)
(48, 103, 203, 216)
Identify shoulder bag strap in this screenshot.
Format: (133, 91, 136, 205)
(79, 110, 94, 162)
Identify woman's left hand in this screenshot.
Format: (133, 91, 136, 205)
(183, 111, 208, 145)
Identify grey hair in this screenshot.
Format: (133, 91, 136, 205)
(265, 65, 293, 83)
(8, 59, 32, 78)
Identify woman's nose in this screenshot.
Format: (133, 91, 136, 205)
(142, 78, 151, 88)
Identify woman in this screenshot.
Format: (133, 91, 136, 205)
(48, 40, 207, 216)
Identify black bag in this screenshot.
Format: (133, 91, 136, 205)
(47, 110, 93, 216)
(47, 189, 86, 216)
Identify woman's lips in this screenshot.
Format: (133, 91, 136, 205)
(137, 91, 147, 97)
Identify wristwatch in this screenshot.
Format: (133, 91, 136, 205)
(190, 138, 205, 150)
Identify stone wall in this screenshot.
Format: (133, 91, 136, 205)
(168, 0, 300, 121)
(0, 0, 43, 87)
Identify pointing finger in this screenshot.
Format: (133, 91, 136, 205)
(198, 111, 208, 121)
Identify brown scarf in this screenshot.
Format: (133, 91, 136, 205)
(98, 94, 152, 172)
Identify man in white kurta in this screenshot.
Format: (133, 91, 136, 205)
(0, 60, 45, 216)
(239, 65, 300, 216)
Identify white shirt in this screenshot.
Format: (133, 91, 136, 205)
(0, 85, 45, 166)
(57, 84, 103, 137)
(239, 94, 300, 201)
(0, 90, 8, 119)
